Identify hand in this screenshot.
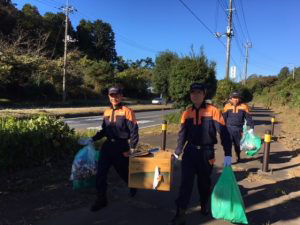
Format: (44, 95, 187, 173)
(78, 137, 93, 145)
(224, 156, 232, 166)
(122, 151, 130, 157)
(248, 129, 254, 133)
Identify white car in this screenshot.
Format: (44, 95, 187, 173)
(152, 98, 163, 104)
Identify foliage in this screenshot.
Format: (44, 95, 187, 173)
(0, 115, 78, 170)
(152, 51, 178, 101)
(252, 67, 300, 109)
(115, 67, 152, 98)
(163, 111, 182, 124)
(168, 50, 217, 108)
(213, 80, 253, 107)
(77, 19, 117, 62)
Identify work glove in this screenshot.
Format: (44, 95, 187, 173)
(78, 137, 93, 146)
(224, 156, 232, 166)
(130, 148, 137, 155)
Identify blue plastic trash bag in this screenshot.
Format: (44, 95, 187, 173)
(240, 122, 262, 156)
(70, 144, 99, 190)
(211, 167, 248, 224)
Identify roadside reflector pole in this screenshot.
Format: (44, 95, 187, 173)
(262, 130, 272, 172)
(271, 116, 275, 136)
(161, 120, 167, 151)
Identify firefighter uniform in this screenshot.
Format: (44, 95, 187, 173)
(175, 103, 232, 210)
(92, 103, 139, 198)
(223, 102, 254, 159)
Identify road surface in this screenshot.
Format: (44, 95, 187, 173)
(64, 109, 178, 130)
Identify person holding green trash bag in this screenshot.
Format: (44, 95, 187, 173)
(168, 82, 232, 225)
(79, 86, 139, 212)
(223, 91, 254, 163)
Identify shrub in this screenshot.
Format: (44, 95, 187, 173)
(0, 115, 78, 171)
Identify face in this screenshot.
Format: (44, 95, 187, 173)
(190, 89, 205, 106)
(108, 93, 122, 106)
(230, 97, 240, 106)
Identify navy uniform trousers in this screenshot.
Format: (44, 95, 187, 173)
(227, 125, 242, 157)
(176, 144, 214, 209)
(96, 139, 130, 196)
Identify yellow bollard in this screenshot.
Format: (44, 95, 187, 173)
(161, 120, 167, 150)
(262, 130, 272, 172)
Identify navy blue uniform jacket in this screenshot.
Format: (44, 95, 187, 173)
(92, 104, 139, 149)
(223, 103, 254, 129)
(176, 104, 232, 157)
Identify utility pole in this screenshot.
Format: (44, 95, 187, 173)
(62, 0, 75, 102)
(243, 42, 252, 85)
(225, 0, 234, 80)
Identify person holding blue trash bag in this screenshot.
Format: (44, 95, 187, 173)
(79, 86, 139, 212)
(169, 82, 232, 225)
(223, 91, 254, 163)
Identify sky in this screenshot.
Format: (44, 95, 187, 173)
(13, 0, 300, 80)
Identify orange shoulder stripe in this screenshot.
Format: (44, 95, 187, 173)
(123, 106, 137, 123)
(208, 105, 225, 125)
(181, 107, 193, 124)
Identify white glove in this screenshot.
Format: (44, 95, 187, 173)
(78, 138, 93, 145)
(129, 148, 136, 155)
(224, 156, 232, 166)
(172, 153, 179, 160)
(248, 129, 254, 134)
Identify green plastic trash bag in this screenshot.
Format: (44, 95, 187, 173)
(211, 167, 248, 224)
(70, 144, 100, 190)
(240, 123, 262, 157)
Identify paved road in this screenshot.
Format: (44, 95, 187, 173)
(64, 109, 178, 130)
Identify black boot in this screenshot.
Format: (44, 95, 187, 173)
(168, 207, 186, 225)
(90, 195, 108, 212)
(129, 188, 137, 197)
(200, 202, 210, 216)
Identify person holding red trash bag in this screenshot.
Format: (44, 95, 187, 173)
(79, 86, 139, 212)
(169, 82, 232, 225)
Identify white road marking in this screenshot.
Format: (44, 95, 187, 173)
(137, 120, 154, 124)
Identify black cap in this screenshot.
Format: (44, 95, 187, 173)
(229, 90, 241, 99)
(190, 82, 206, 92)
(108, 87, 122, 95)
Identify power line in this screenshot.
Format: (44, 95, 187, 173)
(34, 0, 60, 10)
(238, 0, 252, 42)
(73, 10, 159, 54)
(178, 0, 215, 36)
(232, 0, 248, 43)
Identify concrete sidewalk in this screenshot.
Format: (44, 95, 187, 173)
(37, 107, 300, 225)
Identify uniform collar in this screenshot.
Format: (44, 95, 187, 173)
(111, 103, 123, 110)
(192, 102, 206, 110)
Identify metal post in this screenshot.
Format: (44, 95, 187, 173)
(62, 0, 69, 103)
(262, 130, 271, 172)
(161, 120, 167, 150)
(225, 0, 233, 80)
(271, 117, 275, 136)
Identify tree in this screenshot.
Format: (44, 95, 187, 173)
(77, 19, 117, 62)
(152, 51, 178, 101)
(80, 58, 114, 94)
(168, 51, 217, 107)
(278, 66, 290, 80)
(115, 67, 151, 98)
(43, 12, 69, 58)
(0, 0, 18, 35)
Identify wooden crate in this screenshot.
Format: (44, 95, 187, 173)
(128, 151, 173, 191)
